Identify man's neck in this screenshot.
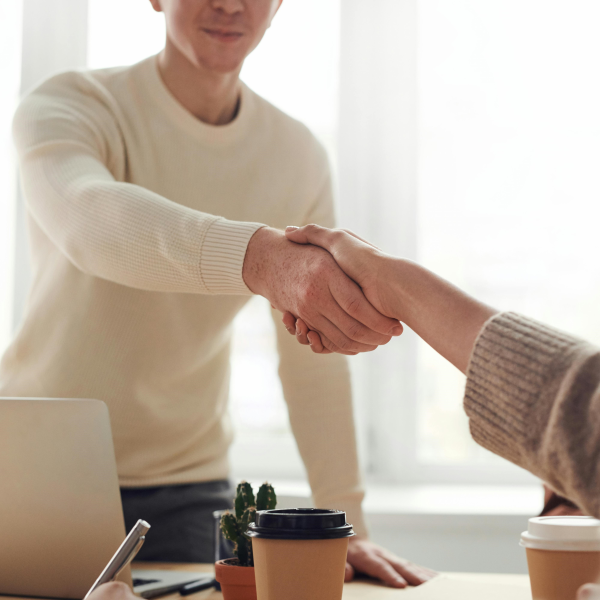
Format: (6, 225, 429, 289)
(157, 42, 242, 126)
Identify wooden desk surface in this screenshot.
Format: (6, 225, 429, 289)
(132, 563, 531, 599)
(0, 563, 530, 599)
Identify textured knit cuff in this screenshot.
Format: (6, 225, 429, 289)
(464, 312, 583, 465)
(199, 218, 266, 295)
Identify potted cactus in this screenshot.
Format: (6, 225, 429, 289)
(215, 481, 277, 600)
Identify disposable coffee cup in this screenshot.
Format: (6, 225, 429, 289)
(521, 516, 600, 600)
(247, 508, 354, 600)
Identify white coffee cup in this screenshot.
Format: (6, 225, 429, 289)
(521, 516, 600, 600)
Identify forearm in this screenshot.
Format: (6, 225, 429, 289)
(22, 148, 263, 294)
(465, 312, 600, 516)
(381, 257, 499, 373)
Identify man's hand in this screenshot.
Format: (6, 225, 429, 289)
(346, 538, 437, 588)
(87, 582, 137, 600)
(280, 224, 401, 353)
(243, 227, 402, 354)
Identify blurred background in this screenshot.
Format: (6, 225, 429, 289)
(2, 0, 600, 574)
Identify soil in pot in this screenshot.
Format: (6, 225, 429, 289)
(214, 558, 257, 600)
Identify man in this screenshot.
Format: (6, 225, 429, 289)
(4, 0, 432, 588)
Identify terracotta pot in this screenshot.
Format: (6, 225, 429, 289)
(215, 558, 257, 600)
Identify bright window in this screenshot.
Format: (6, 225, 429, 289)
(9, 0, 598, 489)
(416, 0, 600, 466)
(0, 0, 22, 355)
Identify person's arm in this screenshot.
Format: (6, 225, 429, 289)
(13, 72, 263, 295)
(284, 225, 600, 518)
(13, 73, 399, 352)
(283, 225, 497, 371)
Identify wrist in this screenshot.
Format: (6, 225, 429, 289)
(242, 226, 284, 296)
(375, 256, 415, 322)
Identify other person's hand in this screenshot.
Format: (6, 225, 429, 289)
(281, 224, 399, 353)
(346, 538, 437, 588)
(578, 584, 600, 599)
(87, 582, 137, 600)
(243, 227, 402, 355)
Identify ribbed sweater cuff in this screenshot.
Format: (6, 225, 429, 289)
(464, 312, 582, 465)
(199, 218, 266, 295)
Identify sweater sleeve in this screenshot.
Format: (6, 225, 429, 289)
(465, 312, 600, 517)
(273, 159, 368, 538)
(13, 72, 264, 295)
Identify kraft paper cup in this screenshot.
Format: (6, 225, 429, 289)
(248, 508, 354, 600)
(521, 516, 600, 600)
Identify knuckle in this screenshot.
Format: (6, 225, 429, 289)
(336, 337, 355, 352)
(346, 320, 365, 341)
(344, 295, 363, 316)
(299, 285, 315, 305)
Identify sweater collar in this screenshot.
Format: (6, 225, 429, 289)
(139, 54, 254, 147)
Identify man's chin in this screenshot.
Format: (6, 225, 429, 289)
(193, 50, 247, 75)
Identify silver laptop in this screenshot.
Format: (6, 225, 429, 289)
(0, 398, 212, 599)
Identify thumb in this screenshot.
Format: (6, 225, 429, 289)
(285, 224, 333, 251)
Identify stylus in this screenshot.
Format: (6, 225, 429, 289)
(179, 578, 217, 595)
(84, 519, 151, 600)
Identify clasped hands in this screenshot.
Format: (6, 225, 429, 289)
(243, 224, 401, 356)
(281, 224, 396, 354)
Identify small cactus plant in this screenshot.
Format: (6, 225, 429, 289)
(220, 481, 277, 567)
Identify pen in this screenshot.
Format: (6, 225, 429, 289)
(84, 519, 151, 599)
(179, 578, 217, 596)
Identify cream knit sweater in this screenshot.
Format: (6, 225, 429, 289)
(465, 312, 600, 517)
(3, 56, 367, 536)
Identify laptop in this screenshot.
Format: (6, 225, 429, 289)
(0, 398, 213, 599)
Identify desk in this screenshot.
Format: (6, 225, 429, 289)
(132, 563, 531, 599)
(0, 564, 530, 599)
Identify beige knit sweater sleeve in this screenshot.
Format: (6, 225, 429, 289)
(12, 72, 264, 295)
(465, 312, 600, 517)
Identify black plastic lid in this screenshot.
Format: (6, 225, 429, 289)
(247, 508, 355, 540)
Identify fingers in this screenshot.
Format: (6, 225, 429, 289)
(282, 311, 296, 335)
(281, 314, 333, 353)
(382, 553, 438, 586)
(87, 582, 136, 600)
(351, 551, 408, 589)
(347, 538, 436, 589)
(285, 224, 334, 249)
(329, 278, 402, 339)
(295, 317, 310, 345)
(344, 562, 356, 583)
(310, 312, 377, 354)
(307, 330, 332, 354)
(579, 584, 600, 600)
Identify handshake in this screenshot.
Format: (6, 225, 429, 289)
(243, 224, 405, 356)
(243, 223, 496, 373)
